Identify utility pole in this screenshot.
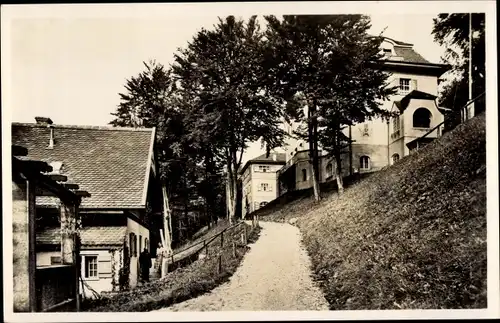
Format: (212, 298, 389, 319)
(467, 12, 475, 120)
(349, 125, 353, 176)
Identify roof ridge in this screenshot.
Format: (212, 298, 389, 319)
(12, 122, 154, 132)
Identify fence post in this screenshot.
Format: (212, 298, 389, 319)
(204, 240, 208, 258)
(217, 255, 222, 274)
(232, 242, 236, 257)
(220, 231, 224, 247)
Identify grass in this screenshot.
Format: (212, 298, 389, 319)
(82, 223, 261, 312)
(264, 113, 487, 310)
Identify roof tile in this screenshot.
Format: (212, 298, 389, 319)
(12, 123, 154, 209)
(37, 226, 127, 247)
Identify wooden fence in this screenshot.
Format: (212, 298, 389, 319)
(158, 216, 260, 274)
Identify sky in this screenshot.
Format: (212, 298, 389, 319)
(4, 5, 449, 165)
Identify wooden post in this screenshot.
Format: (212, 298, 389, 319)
(220, 231, 224, 247)
(60, 201, 77, 265)
(27, 180, 37, 312)
(241, 233, 245, 245)
(232, 242, 236, 257)
(217, 255, 222, 274)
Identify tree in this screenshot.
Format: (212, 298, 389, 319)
(264, 15, 395, 198)
(170, 16, 286, 223)
(109, 60, 225, 245)
(432, 13, 486, 127)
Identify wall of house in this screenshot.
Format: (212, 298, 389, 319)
(389, 137, 406, 165)
(250, 163, 283, 211)
(126, 217, 149, 288)
(36, 251, 61, 266)
(351, 143, 389, 173)
(12, 180, 31, 312)
(79, 249, 121, 297)
(403, 98, 444, 139)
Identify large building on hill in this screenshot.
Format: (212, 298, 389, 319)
(277, 37, 450, 196)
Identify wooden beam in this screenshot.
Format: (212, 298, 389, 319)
(61, 183, 79, 190)
(12, 145, 28, 157)
(74, 190, 91, 198)
(47, 174, 68, 182)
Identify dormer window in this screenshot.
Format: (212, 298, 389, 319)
(383, 48, 392, 55)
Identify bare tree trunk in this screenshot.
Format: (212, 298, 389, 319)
(226, 161, 236, 225)
(308, 103, 321, 201)
(334, 154, 344, 194)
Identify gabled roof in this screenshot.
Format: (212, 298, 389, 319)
(392, 46, 430, 64)
(12, 122, 155, 209)
(37, 226, 127, 247)
(394, 90, 438, 112)
(240, 152, 286, 174)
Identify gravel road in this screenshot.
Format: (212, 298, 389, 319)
(155, 221, 329, 311)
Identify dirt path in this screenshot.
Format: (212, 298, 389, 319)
(154, 221, 329, 311)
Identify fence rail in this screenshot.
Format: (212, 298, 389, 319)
(156, 216, 260, 275)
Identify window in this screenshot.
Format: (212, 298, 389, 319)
(326, 163, 333, 178)
(84, 256, 98, 279)
(360, 156, 371, 170)
(50, 256, 62, 265)
(393, 115, 400, 132)
(145, 238, 149, 252)
(399, 78, 411, 95)
(302, 169, 307, 181)
(383, 48, 392, 54)
(258, 165, 270, 172)
(413, 108, 432, 128)
(139, 235, 142, 252)
(129, 233, 137, 257)
(259, 201, 268, 208)
(259, 183, 270, 191)
(392, 153, 400, 164)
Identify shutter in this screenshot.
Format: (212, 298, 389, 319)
(98, 253, 112, 279)
(411, 79, 418, 91)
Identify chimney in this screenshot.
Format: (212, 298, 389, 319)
(47, 124, 55, 149)
(35, 117, 55, 149)
(35, 117, 53, 126)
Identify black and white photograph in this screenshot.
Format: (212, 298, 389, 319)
(2, 1, 498, 321)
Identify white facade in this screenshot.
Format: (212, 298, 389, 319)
(285, 39, 444, 180)
(241, 155, 285, 217)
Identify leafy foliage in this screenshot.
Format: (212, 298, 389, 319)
(264, 15, 396, 195)
(170, 16, 286, 221)
(432, 14, 486, 122)
(109, 60, 225, 244)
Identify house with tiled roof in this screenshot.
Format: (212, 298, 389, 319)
(12, 117, 165, 296)
(239, 152, 286, 217)
(279, 36, 450, 195)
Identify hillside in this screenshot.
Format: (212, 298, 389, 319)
(264, 113, 487, 309)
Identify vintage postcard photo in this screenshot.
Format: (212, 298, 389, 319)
(2, 1, 498, 321)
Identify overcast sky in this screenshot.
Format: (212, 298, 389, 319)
(3, 3, 469, 164)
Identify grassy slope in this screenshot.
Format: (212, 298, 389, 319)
(83, 223, 261, 312)
(275, 114, 486, 309)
